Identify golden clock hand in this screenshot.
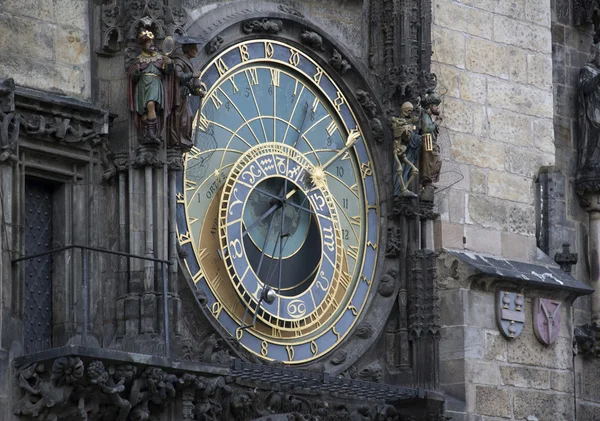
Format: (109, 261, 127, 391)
(310, 129, 360, 190)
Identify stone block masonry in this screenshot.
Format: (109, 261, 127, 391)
(0, 0, 91, 100)
(432, 0, 555, 258)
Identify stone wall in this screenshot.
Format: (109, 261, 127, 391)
(438, 264, 577, 420)
(432, 0, 555, 261)
(0, 0, 91, 100)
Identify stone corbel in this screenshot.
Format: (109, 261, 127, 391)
(0, 78, 18, 163)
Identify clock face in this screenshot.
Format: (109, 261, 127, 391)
(176, 39, 379, 363)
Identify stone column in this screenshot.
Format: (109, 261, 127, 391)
(583, 194, 600, 324)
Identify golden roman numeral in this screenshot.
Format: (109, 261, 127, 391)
(347, 245, 359, 261)
(229, 76, 239, 93)
(192, 269, 204, 283)
(312, 97, 319, 113)
(212, 273, 225, 290)
(196, 248, 208, 261)
(339, 271, 351, 290)
(176, 192, 185, 203)
(185, 180, 197, 191)
(215, 58, 229, 76)
(350, 215, 361, 227)
(210, 94, 223, 109)
(272, 327, 282, 338)
(211, 302, 223, 318)
(197, 113, 210, 131)
(326, 121, 337, 136)
(270, 69, 280, 87)
(245, 68, 259, 85)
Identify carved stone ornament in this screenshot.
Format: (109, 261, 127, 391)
(241, 18, 283, 35)
(496, 291, 525, 339)
(575, 324, 600, 357)
(0, 78, 109, 165)
(100, 0, 187, 53)
(533, 298, 561, 346)
(300, 30, 325, 52)
(205, 35, 224, 55)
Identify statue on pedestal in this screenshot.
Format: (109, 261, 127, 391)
(419, 92, 442, 189)
(391, 101, 421, 197)
(578, 41, 600, 191)
(168, 36, 207, 151)
(128, 29, 174, 145)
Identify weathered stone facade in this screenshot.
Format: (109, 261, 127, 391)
(1, 0, 599, 420)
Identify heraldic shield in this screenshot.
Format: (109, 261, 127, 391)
(496, 291, 525, 339)
(533, 298, 561, 346)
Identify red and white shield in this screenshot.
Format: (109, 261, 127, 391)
(533, 298, 561, 346)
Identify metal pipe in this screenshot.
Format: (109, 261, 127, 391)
(12, 244, 171, 264)
(162, 262, 169, 358)
(82, 248, 88, 347)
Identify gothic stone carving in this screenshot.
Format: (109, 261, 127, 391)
(242, 18, 283, 35)
(554, 242, 578, 273)
(329, 49, 351, 75)
(100, 0, 187, 53)
(575, 323, 600, 357)
(205, 36, 224, 55)
(0, 78, 18, 162)
(356, 90, 384, 143)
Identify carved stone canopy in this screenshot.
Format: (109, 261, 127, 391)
(13, 346, 446, 421)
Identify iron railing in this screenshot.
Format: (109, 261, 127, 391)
(12, 244, 172, 357)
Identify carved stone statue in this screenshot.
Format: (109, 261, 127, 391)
(391, 101, 421, 196)
(419, 92, 442, 188)
(168, 36, 207, 151)
(578, 42, 600, 192)
(128, 29, 174, 145)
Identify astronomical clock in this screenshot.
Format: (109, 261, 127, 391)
(176, 39, 380, 364)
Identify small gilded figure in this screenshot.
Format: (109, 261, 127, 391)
(168, 36, 207, 151)
(128, 29, 173, 145)
(391, 101, 421, 196)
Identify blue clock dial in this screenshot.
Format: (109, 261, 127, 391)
(176, 40, 379, 363)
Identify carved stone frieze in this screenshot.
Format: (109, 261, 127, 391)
(0, 78, 109, 164)
(242, 18, 283, 35)
(100, 0, 187, 53)
(13, 352, 441, 421)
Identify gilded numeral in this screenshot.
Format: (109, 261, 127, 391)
(339, 271, 351, 290)
(192, 269, 204, 283)
(313, 66, 324, 84)
(289, 48, 300, 66)
(322, 226, 335, 252)
(350, 184, 359, 196)
(326, 121, 337, 136)
(347, 245, 359, 261)
(229, 238, 243, 259)
(333, 91, 345, 111)
(229, 76, 239, 93)
(286, 345, 295, 361)
(350, 215, 361, 227)
(367, 241, 377, 250)
(312, 97, 319, 113)
(245, 68, 259, 85)
(239, 45, 250, 62)
(215, 58, 229, 76)
(261, 340, 269, 356)
(341, 151, 350, 161)
(272, 327, 282, 338)
(291, 320, 302, 337)
(348, 304, 358, 316)
(185, 179, 197, 191)
(210, 94, 223, 109)
(316, 270, 330, 291)
(197, 113, 210, 131)
(236, 327, 243, 340)
(211, 301, 223, 318)
(361, 274, 371, 286)
(176, 192, 185, 203)
(332, 326, 341, 341)
(310, 340, 318, 355)
(265, 41, 274, 58)
(212, 273, 225, 290)
(270, 69, 280, 87)
(178, 231, 192, 245)
(361, 162, 373, 179)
